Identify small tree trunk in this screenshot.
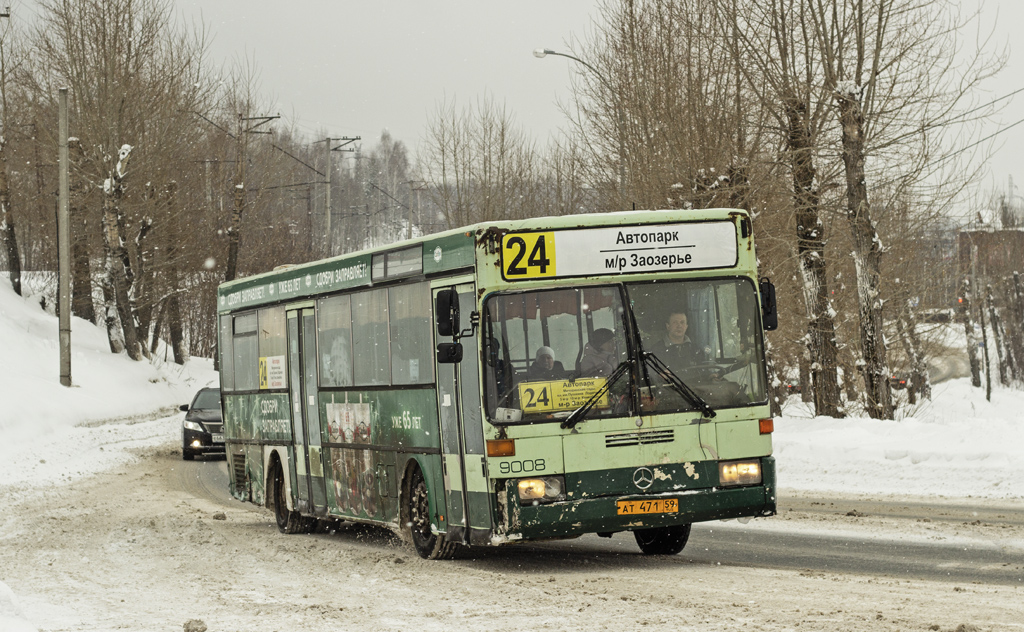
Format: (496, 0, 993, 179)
(133, 216, 154, 360)
(167, 290, 187, 365)
(961, 279, 982, 388)
(1011, 272, 1024, 382)
(798, 353, 812, 404)
(0, 139, 22, 296)
(978, 290, 992, 401)
(840, 355, 860, 405)
(836, 91, 893, 420)
(986, 286, 1008, 387)
(900, 300, 931, 401)
(150, 298, 165, 355)
(69, 139, 96, 323)
(164, 181, 188, 365)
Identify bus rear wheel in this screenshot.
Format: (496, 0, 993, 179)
(407, 467, 457, 560)
(271, 462, 307, 534)
(633, 523, 692, 555)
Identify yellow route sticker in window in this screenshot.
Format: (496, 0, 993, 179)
(502, 232, 556, 279)
(518, 378, 608, 413)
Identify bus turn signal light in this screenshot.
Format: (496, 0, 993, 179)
(487, 439, 515, 457)
(759, 418, 774, 434)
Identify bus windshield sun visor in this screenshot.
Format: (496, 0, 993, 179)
(560, 360, 633, 430)
(643, 352, 717, 418)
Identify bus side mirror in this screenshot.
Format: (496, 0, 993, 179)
(759, 278, 778, 331)
(436, 289, 460, 337)
(437, 342, 463, 364)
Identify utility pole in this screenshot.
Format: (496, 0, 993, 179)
(225, 113, 278, 282)
(405, 180, 428, 241)
(320, 136, 360, 257)
(58, 88, 71, 387)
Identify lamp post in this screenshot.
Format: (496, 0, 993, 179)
(533, 48, 626, 194)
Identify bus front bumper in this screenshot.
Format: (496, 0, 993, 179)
(503, 456, 776, 541)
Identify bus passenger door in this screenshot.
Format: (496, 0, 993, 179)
(287, 308, 329, 517)
(433, 283, 490, 545)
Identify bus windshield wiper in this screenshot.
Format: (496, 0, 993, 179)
(643, 352, 717, 418)
(561, 360, 632, 430)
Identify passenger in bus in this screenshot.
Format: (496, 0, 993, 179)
(651, 311, 707, 366)
(579, 328, 618, 377)
(526, 346, 566, 381)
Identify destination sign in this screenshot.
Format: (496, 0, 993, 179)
(500, 221, 738, 280)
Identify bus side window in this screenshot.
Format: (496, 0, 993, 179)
(219, 315, 234, 392)
(232, 313, 258, 391)
(389, 283, 434, 385)
(353, 289, 391, 386)
(318, 295, 353, 387)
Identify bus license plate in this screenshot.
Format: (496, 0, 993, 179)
(212, 434, 224, 443)
(616, 498, 679, 515)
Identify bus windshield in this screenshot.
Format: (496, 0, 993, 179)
(628, 277, 767, 414)
(482, 278, 767, 424)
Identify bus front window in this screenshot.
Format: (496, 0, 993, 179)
(628, 278, 767, 412)
(483, 287, 632, 423)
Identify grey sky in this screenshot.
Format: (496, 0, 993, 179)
(187, 0, 1022, 204)
(188, 1, 599, 150)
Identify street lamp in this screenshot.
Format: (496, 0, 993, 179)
(534, 47, 626, 193)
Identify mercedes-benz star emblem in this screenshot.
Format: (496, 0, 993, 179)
(632, 467, 654, 490)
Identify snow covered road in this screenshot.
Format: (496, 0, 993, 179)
(2, 445, 1023, 632)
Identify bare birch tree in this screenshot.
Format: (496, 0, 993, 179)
(804, 0, 1002, 417)
(420, 97, 540, 228)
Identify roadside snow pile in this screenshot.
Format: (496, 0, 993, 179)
(776, 378, 1024, 499)
(0, 581, 34, 632)
(0, 278, 217, 493)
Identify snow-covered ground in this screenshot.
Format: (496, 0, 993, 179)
(1, 277, 1021, 630)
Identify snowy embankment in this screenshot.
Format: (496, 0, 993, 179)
(776, 379, 1024, 499)
(0, 279, 217, 494)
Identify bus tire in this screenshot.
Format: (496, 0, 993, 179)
(270, 461, 306, 534)
(633, 523, 692, 555)
(406, 466, 457, 560)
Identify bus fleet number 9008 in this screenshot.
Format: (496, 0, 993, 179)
(498, 459, 546, 475)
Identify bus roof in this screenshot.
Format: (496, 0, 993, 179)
(217, 208, 749, 313)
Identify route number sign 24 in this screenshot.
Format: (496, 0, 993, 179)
(501, 232, 556, 279)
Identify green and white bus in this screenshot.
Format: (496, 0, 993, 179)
(217, 208, 778, 559)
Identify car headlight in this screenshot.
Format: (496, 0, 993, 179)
(517, 476, 566, 504)
(719, 459, 762, 487)
(183, 420, 204, 432)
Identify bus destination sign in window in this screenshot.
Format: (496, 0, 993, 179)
(500, 221, 738, 281)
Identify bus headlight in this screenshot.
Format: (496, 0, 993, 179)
(517, 476, 566, 503)
(718, 459, 762, 487)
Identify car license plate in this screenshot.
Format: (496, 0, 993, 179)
(616, 498, 679, 515)
(212, 434, 224, 443)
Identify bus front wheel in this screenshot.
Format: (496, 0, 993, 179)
(633, 523, 692, 555)
(271, 462, 307, 534)
(406, 467, 457, 560)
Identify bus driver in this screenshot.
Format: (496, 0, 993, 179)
(651, 311, 707, 366)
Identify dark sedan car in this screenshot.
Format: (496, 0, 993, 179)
(180, 387, 224, 460)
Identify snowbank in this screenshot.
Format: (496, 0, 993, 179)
(776, 377, 1024, 499)
(0, 278, 217, 493)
